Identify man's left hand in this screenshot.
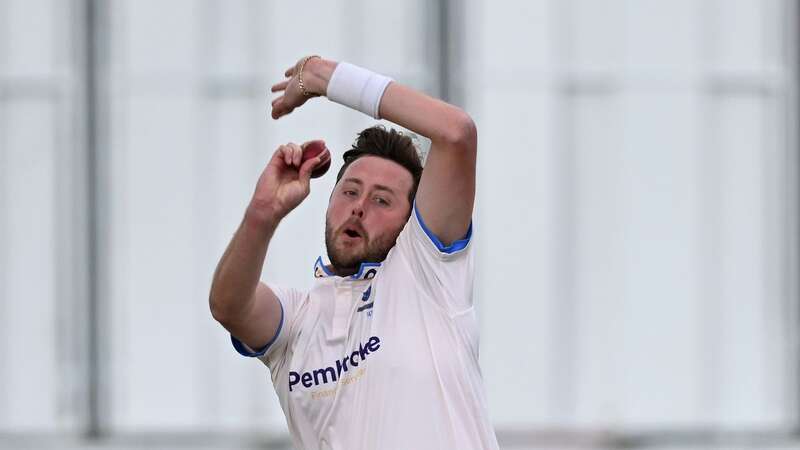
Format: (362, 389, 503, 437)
(270, 56, 335, 120)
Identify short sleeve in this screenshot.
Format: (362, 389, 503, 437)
(230, 284, 307, 368)
(391, 200, 475, 314)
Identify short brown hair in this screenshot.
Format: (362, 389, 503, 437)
(335, 125, 423, 205)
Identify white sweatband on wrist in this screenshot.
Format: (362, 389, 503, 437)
(326, 62, 393, 119)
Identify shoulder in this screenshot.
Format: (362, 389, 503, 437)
(390, 201, 474, 265)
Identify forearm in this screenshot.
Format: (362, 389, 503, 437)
(303, 58, 475, 147)
(209, 205, 279, 325)
(378, 83, 475, 147)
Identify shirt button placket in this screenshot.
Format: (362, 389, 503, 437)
(330, 280, 351, 342)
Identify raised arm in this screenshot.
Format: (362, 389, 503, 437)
(209, 141, 328, 351)
(271, 57, 476, 246)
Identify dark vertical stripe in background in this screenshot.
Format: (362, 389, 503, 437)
(83, 0, 103, 439)
(437, 0, 465, 107)
(437, 0, 451, 103)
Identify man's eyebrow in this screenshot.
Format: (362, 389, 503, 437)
(342, 177, 397, 196)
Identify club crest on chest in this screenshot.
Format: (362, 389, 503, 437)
(357, 285, 374, 316)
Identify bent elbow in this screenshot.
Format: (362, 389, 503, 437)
(209, 295, 228, 325)
(209, 292, 238, 327)
(441, 110, 477, 150)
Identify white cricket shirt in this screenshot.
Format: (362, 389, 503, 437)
(231, 203, 499, 450)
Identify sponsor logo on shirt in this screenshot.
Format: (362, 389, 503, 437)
(288, 336, 381, 392)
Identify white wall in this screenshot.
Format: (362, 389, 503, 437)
(469, 0, 798, 431)
(0, 0, 88, 433)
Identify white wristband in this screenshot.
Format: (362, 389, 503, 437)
(326, 62, 393, 119)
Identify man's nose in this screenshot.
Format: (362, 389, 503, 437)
(351, 197, 366, 218)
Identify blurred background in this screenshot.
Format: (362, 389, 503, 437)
(1, 0, 798, 449)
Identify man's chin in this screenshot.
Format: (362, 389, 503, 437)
(335, 256, 366, 270)
(327, 238, 392, 273)
(329, 248, 365, 270)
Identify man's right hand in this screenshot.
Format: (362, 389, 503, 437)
(210, 140, 327, 351)
(248, 140, 329, 222)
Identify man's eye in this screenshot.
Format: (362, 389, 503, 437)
(344, 190, 357, 196)
(374, 197, 389, 206)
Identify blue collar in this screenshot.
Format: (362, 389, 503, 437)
(313, 256, 382, 281)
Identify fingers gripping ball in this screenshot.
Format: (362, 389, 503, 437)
(303, 141, 332, 178)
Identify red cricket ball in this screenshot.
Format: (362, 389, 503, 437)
(302, 140, 331, 179)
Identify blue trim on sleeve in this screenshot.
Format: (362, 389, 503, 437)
(413, 201, 473, 254)
(230, 299, 284, 358)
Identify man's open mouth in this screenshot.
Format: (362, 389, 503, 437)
(343, 228, 362, 239)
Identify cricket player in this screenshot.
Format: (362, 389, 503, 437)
(209, 55, 499, 450)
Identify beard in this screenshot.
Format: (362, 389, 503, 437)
(324, 218, 403, 273)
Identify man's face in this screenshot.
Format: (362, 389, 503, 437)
(325, 156, 414, 274)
